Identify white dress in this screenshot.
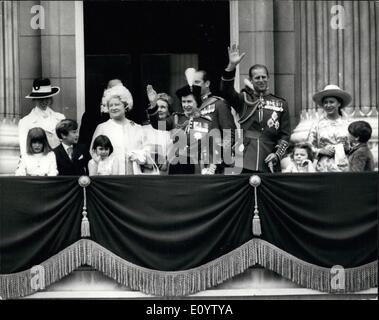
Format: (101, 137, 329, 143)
(307, 116, 350, 172)
(15, 152, 58, 176)
(90, 119, 149, 175)
(18, 107, 65, 156)
(88, 155, 119, 175)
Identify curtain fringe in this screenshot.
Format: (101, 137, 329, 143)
(254, 239, 377, 293)
(0, 239, 377, 299)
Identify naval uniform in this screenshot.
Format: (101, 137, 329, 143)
(148, 105, 212, 174)
(220, 69, 290, 172)
(198, 93, 236, 173)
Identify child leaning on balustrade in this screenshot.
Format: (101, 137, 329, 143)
(15, 127, 58, 176)
(283, 142, 316, 173)
(88, 134, 119, 175)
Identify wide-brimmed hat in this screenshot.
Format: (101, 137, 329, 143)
(25, 78, 60, 99)
(312, 84, 352, 108)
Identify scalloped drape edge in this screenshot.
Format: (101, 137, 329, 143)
(0, 239, 377, 299)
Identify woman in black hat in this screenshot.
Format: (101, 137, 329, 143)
(147, 82, 212, 174)
(18, 78, 65, 157)
(308, 84, 352, 172)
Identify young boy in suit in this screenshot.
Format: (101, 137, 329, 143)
(54, 119, 90, 175)
(347, 121, 375, 172)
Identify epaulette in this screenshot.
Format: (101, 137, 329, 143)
(200, 115, 212, 121)
(200, 104, 216, 116)
(269, 93, 286, 102)
(210, 95, 224, 101)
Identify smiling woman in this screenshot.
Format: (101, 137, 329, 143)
(308, 85, 352, 172)
(90, 85, 149, 175)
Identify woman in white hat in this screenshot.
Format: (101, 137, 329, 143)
(307, 84, 352, 172)
(90, 85, 150, 174)
(18, 78, 65, 156)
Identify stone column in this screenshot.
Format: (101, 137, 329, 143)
(0, 1, 20, 174)
(40, 1, 77, 120)
(238, 0, 275, 91)
(291, 0, 378, 168)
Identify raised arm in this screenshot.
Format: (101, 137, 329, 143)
(220, 45, 246, 114)
(146, 85, 175, 131)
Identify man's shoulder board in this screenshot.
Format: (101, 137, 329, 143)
(200, 115, 212, 121)
(211, 95, 224, 101)
(200, 104, 216, 116)
(269, 93, 286, 102)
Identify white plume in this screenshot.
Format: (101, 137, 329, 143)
(244, 78, 255, 91)
(185, 68, 196, 87)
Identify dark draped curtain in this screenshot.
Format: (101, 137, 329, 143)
(1, 173, 377, 274)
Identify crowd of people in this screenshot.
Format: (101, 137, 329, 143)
(15, 45, 375, 176)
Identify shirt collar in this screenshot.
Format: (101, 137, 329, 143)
(349, 142, 367, 153)
(62, 142, 73, 152)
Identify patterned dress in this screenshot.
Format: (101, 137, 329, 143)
(307, 116, 350, 172)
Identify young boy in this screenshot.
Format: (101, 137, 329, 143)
(54, 119, 90, 175)
(347, 121, 374, 172)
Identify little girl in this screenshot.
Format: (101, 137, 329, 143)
(88, 135, 119, 175)
(283, 143, 316, 173)
(15, 127, 58, 176)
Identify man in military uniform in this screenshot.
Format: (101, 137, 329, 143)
(193, 70, 236, 173)
(220, 44, 291, 173)
(147, 84, 213, 174)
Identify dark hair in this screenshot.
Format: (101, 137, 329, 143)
(292, 142, 314, 162)
(55, 119, 78, 139)
(248, 64, 269, 79)
(92, 135, 113, 155)
(197, 70, 210, 83)
(26, 127, 52, 155)
(181, 93, 201, 109)
(321, 96, 344, 116)
(348, 121, 372, 143)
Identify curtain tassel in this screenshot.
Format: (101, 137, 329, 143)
(81, 211, 90, 237)
(249, 175, 262, 236)
(78, 176, 91, 238)
(252, 211, 261, 236)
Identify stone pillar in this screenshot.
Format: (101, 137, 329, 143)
(40, 1, 77, 120)
(238, 0, 275, 91)
(291, 0, 378, 168)
(273, 0, 296, 131)
(0, 1, 20, 175)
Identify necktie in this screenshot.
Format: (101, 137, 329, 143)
(67, 146, 73, 160)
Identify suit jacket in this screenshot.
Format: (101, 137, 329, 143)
(348, 143, 375, 172)
(53, 144, 90, 176)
